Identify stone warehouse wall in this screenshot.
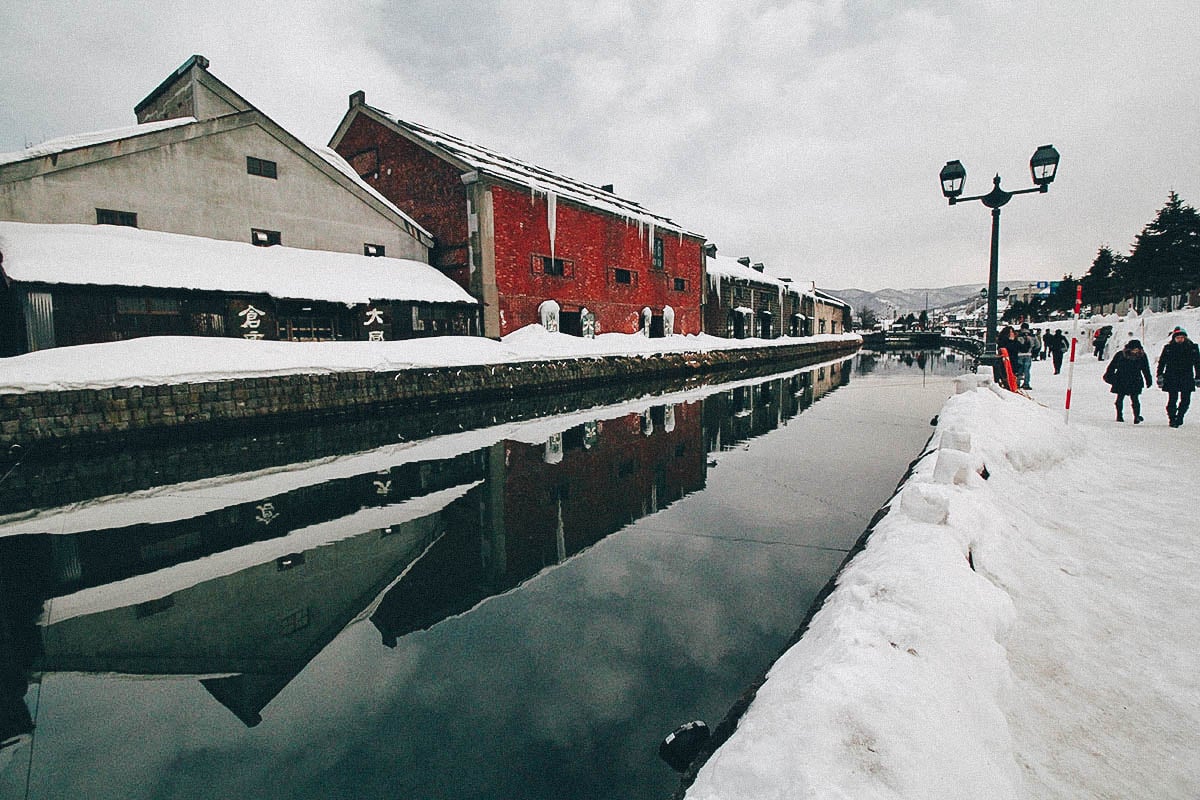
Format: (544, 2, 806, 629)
(0, 340, 858, 448)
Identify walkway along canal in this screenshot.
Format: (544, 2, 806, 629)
(0, 349, 966, 800)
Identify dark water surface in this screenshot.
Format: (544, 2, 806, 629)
(0, 350, 965, 800)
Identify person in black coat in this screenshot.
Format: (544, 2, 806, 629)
(1045, 329, 1069, 374)
(1156, 327, 1200, 427)
(1103, 339, 1153, 422)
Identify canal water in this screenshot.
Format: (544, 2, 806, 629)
(0, 350, 966, 800)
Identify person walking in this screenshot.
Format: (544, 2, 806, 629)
(1156, 327, 1200, 427)
(1014, 324, 1035, 389)
(1032, 328, 1044, 360)
(1046, 328, 1069, 374)
(1093, 326, 1112, 359)
(1103, 339, 1153, 423)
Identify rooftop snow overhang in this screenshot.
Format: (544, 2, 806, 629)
(0, 222, 476, 306)
(350, 104, 704, 239)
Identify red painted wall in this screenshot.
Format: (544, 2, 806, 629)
(334, 114, 471, 282)
(335, 112, 705, 337)
(490, 184, 703, 336)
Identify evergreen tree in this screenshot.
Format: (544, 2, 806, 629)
(1081, 245, 1126, 305)
(1125, 191, 1200, 297)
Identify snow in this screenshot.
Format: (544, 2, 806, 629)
(373, 109, 701, 237)
(0, 322, 859, 394)
(706, 254, 809, 298)
(0, 221, 476, 305)
(685, 306, 1200, 800)
(0, 117, 196, 167)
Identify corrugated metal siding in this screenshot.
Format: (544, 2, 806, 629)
(20, 290, 55, 351)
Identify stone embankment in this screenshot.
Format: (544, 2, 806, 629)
(1, 339, 858, 448)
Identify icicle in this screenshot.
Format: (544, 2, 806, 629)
(547, 190, 557, 263)
(647, 222, 656, 255)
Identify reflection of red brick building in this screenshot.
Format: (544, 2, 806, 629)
(501, 404, 705, 570)
(331, 93, 706, 339)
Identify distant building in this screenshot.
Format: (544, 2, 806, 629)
(0, 55, 479, 352)
(702, 249, 851, 338)
(330, 92, 706, 339)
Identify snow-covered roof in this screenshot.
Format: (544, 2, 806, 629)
(706, 255, 811, 296)
(367, 106, 702, 238)
(0, 117, 198, 167)
(0, 222, 477, 305)
(813, 288, 851, 309)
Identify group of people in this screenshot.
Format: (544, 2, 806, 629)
(1103, 327, 1200, 427)
(998, 322, 1200, 427)
(998, 324, 1071, 388)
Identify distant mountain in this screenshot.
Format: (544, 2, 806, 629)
(829, 282, 1040, 317)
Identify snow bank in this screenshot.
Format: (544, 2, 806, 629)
(0, 326, 860, 394)
(687, 305, 1200, 800)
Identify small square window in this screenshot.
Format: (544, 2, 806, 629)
(96, 208, 137, 227)
(673, 277, 688, 292)
(364, 243, 385, 257)
(252, 228, 281, 247)
(247, 156, 278, 179)
(532, 254, 573, 277)
(615, 268, 632, 285)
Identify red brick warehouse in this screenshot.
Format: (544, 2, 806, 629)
(331, 92, 707, 339)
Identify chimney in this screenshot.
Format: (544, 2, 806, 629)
(752, 262, 765, 272)
(737, 256, 751, 267)
(600, 184, 614, 193)
(350, 90, 366, 108)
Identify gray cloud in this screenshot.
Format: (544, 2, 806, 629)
(2, 0, 1197, 291)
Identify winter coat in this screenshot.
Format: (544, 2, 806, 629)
(1045, 332, 1069, 353)
(1104, 350, 1152, 395)
(1157, 339, 1200, 392)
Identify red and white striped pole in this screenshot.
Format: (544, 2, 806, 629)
(1064, 285, 1082, 423)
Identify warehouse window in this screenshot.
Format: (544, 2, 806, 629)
(247, 156, 277, 178)
(96, 208, 137, 227)
(252, 228, 281, 247)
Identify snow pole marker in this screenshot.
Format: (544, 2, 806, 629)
(1064, 285, 1082, 423)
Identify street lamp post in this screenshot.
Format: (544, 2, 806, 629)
(940, 145, 1060, 375)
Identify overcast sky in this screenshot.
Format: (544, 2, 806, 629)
(3, 1, 1198, 291)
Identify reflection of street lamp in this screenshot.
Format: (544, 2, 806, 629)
(940, 145, 1060, 370)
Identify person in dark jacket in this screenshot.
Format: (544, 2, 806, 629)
(1093, 325, 1112, 359)
(1156, 328, 1200, 427)
(1045, 329, 1069, 374)
(1103, 339, 1153, 422)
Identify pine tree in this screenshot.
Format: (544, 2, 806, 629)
(1081, 245, 1126, 305)
(1125, 191, 1200, 298)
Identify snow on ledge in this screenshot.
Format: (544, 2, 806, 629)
(0, 327, 862, 394)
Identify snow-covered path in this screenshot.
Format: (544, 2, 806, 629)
(686, 309, 1200, 799)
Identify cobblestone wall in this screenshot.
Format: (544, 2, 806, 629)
(0, 340, 858, 447)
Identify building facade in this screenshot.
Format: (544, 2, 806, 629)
(0, 56, 483, 353)
(330, 93, 707, 339)
(702, 252, 850, 339)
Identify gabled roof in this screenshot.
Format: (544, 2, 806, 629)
(0, 221, 475, 305)
(0, 58, 434, 246)
(337, 99, 703, 239)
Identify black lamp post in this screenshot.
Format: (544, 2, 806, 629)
(940, 145, 1059, 371)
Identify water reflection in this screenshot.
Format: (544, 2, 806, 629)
(0, 354, 957, 800)
(855, 347, 974, 377)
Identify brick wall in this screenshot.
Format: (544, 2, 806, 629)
(490, 184, 704, 336)
(0, 340, 859, 448)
